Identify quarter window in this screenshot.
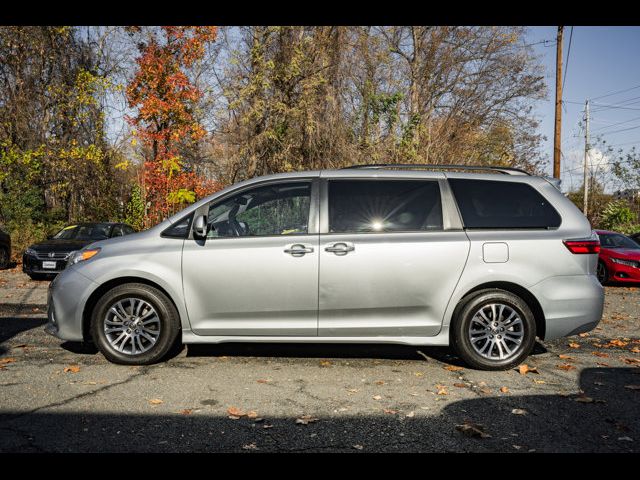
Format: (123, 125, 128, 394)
(449, 179, 561, 229)
(207, 182, 311, 238)
(328, 180, 443, 233)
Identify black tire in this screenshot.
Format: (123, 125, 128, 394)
(451, 289, 537, 371)
(596, 261, 609, 285)
(0, 247, 9, 269)
(91, 283, 181, 365)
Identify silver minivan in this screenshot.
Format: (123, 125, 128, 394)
(45, 165, 604, 370)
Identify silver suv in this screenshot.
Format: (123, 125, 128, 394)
(45, 165, 604, 370)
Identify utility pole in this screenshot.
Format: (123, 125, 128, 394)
(583, 100, 590, 216)
(553, 26, 564, 179)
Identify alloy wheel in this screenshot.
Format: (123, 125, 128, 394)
(103, 297, 161, 355)
(467, 303, 524, 361)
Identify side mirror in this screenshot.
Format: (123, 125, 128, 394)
(193, 215, 208, 239)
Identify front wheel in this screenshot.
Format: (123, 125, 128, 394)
(596, 261, 609, 285)
(91, 283, 181, 365)
(451, 289, 537, 371)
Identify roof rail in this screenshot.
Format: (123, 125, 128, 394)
(341, 164, 531, 176)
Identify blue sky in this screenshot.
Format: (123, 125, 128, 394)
(526, 26, 640, 191)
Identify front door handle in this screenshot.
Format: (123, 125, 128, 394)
(284, 244, 314, 256)
(324, 242, 355, 254)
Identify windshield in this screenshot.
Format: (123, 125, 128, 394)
(599, 233, 640, 249)
(52, 224, 112, 241)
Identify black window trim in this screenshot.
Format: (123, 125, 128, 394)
(189, 177, 320, 241)
(321, 178, 446, 235)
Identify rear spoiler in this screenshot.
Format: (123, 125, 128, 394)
(543, 176, 562, 190)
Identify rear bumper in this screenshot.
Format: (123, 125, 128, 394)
(530, 274, 605, 341)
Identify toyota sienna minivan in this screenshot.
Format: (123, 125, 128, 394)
(45, 165, 604, 370)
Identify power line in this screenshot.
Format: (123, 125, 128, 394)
(562, 26, 573, 89)
(590, 83, 640, 101)
(596, 124, 640, 136)
(591, 115, 640, 131)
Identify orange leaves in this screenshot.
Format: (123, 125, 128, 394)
(568, 342, 581, 349)
(295, 415, 319, 425)
(556, 364, 576, 371)
(592, 351, 609, 358)
(436, 385, 448, 395)
(149, 399, 163, 405)
(63, 365, 80, 374)
(444, 365, 464, 372)
(517, 364, 539, 375)
(500, 387, 510, 393)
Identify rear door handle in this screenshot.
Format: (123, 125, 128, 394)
(324, 242, 355, 254)
(284, 244, 314, 256)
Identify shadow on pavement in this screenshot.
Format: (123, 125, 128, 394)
(0, 316, 46, 355)
(0, 367, 637, 453)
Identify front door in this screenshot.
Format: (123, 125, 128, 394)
(182, 179, 319, 336)
(318, 179, 469, 337)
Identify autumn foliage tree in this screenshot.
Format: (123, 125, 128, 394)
(126, 26, 220, 227)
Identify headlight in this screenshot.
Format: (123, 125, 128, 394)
(67, 248, 101, 267)
(25, 248, 37, 256)
(611, 257, 639, 268)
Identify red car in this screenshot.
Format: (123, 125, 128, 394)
(596, 229, 640, 284)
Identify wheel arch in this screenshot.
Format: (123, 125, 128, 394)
(82, 276, 182, 342)
(451, 281, 546, 340)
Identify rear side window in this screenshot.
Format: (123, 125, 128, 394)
(449, 179, 561, 229)
(328, 180, 443, 233)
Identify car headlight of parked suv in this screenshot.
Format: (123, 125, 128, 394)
(611, 257, 639, 268)
(66, 248, 101, 267)
(24, 247, 37, 257)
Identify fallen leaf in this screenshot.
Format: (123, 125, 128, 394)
(444, 365, 464, 371)
(347, 388, 359, 394)
(295, 415, 319, 425)
(455, 422, 491, 439)
(246, 411, 259, 419)
(453, 383, 467, 388)
(256, 379, 271, 384)
(414, 372, 424, 377)
(568, 342, 581, 349)
(262, 424, 274, 429)
(622, 358, 640, 365)
(227, 406, 246, 417)
(556, 364, 576, 371)
(478, 387, 492, 395)
(607, 339, 629, 348)
(319, 360, 332, 367)
(436, 385, 448, 395)
(624, 385, 640, 390)
(405, 411, 415, 418)
(500, 387, 509, 393)
(533, 379, 546, 384)
(383, 408, 398, 414)
(630, 347, 640, 354)
(574, 396, 594, 403)
(579, 333, 590, 337)
(242, 443, 258, 450)
(592, 352, 609, 358)
(353, 444, 364, 450)
(374, 380, 385, 385)
(149, 399, 163, 405)
(596, 362, 610, 367)
(511, 408, 528, 415)
(63, 365, 80, 373)
(0, 358, 17, 365)
(372, 395, 382, 401)
(518, 364, 539, 375)
(558, 354, 573, 360)
(179, 409, 193, 415)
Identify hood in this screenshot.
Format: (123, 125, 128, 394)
(607, 248, 640, 260)
(29, 238, 95, 253)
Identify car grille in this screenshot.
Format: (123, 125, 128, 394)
(35, 252, 71, 260)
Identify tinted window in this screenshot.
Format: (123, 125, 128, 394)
(111, 225, 124, 237)
(207, 182, 311, 238)
(328, 180, 442, 233)
(449, 179, 561, 229)
(599, 233, 639, 249)
(162, 213, 193, 239)
(53, 224, 111, 240)
(123, 226, 136, 235)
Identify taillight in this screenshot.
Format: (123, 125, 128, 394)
(563, 240, 601, 254)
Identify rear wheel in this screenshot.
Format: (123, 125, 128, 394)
(452, 289, 537, 371)
(596, 261, 609, 285)
(91, 283, 181, 365)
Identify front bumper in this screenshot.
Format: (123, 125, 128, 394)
(23, 253, 68, 274)
(530, 274, 605, 341)
(45, 267, 98, 341)
(607, 261, 640, 282)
